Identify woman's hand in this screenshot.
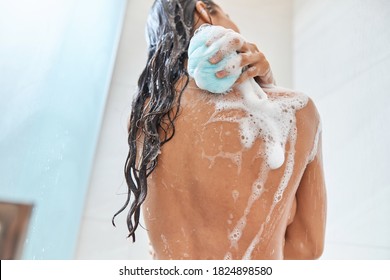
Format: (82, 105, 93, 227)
(207, 34, 276, 87)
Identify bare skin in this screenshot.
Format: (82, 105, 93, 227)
(142, 1, 326, 260)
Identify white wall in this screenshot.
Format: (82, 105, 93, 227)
(293, 0, 390, 259)
(221, 0, 293, 87)
(77, 0, 294, 259)
(76, 0, 153, 259)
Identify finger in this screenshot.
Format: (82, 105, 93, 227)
(209, 41, 242, 64)
(214, 54, 242, 78)
(256, 68, 276, 85)
(209, 50, 224, 64)
(215, 70, 229, 79)
(234, 66, 257, 85)
(239, 41, 259, 54)
(241, 53, 271, 77)
(209, 33, 244, 64)
(240, 52, 264, 68)
(226, 34, 244, 50)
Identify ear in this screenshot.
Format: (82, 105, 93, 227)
(195, 1, 212, 24)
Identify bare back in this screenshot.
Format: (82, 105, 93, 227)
(143, 79, 326, 260)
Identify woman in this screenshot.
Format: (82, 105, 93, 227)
(114, 0, 326, 260)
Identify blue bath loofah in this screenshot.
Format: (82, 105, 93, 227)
(188, 25, 242, 94)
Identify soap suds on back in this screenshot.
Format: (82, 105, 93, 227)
(308, 122, 322, 163)
(187, 24, 311, 259)
(208, 88, 308, 170)
(189, 24, 308, 170)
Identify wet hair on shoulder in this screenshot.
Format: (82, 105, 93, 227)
(113, 0, 216, 242)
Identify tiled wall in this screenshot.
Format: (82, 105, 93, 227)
(293, 0, 390, 259)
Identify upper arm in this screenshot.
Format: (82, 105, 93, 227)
(284, 134, 327, 259)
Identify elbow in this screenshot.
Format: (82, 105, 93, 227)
(302, 242, 324, 259)
(313, 242, 324, 259)
(284, 239, 324, 260)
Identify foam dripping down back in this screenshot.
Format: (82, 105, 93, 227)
(186, 25, 317, 259)
(188, 24, 308, 170)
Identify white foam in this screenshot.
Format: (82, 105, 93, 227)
(149, 242, 157, 259)
(201, 149, 243, 174)
(209, 86, 308, 259)
(242, 224, 264, 260)
(209, 86, 308, 170)
(241, 126, 299, 259)
(273, 129, 297, 204)
(226, 163, 269, 252)
(229, 225, 243, 243)
(307, 121, 322, 163)
(160, 234, 172, 258)
(224, 252, 233, 260)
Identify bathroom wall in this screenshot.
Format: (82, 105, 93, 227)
(0, 0, 127, 259)
(220, 0, 294, 88)
(293, 0, 390, 258)
(76, 0, 294, 259)
(76, 0, 153, 260)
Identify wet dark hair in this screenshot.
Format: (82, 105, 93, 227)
(113, 0, 217, 242)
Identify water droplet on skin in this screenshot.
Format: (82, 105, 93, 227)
(232, 190, 239, 202)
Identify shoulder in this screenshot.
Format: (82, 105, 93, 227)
(263, 86, 321, 156)
(264, 86, 320, 127)
(297, 95, 321, 133)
